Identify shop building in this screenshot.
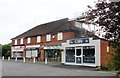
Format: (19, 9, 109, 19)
(11, 18, 92, 61)
(61, 37, 112, 67)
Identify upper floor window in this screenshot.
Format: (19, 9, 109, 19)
(27, 37, 31, 44)
(14, 39, 17, 45)
(46, 34, 51, 42)
(20, 38, 23, 44)
(107, 46, 109, 53)
(57, 32, 63, 40)
(37, 36, 41, 43)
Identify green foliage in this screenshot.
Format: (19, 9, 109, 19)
(2, 43, 11, 58)
(86, 0, 120, 42)
(114, 42, 120, 70)
(0, 44, 2, 57)
(78, 0, 120, 70)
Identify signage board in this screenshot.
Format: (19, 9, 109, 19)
(69, 38, 89, 44)
(12, 46, 25, 51)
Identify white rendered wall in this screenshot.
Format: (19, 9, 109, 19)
(61, 38, 101, 67)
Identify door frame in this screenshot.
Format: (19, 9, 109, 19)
(75, 47, 83, 65)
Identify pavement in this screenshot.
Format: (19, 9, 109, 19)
(2, 59, 117, 76)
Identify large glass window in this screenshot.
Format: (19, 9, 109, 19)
(26, 49, 38, 58)
(83, 46, 95, 63)
(66, 47, 75, 62)
(26, 50, 32, 58)
(32, 50, 38, 57)
(12, 51, 23, 58)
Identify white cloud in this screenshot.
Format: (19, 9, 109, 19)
(0, 0, 97, 44)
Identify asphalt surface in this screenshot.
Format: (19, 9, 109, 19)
(0, 59, 2, 77)
(2, 60, 117, 76)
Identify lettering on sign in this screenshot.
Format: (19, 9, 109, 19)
(69, 38, 89, 44)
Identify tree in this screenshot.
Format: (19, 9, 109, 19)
(77, 0, 120, 70)
(2, 43, 11, 58)
(0, 44, 2, 57)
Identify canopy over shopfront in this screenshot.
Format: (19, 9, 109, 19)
(44, 45, 63, 49)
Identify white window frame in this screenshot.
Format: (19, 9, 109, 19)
(20, 38, 24, 44)
(27, 37, 31, 44)
(14, 39, 17, 45)
(37, 36, 41, 43)
(57, 32, 63, 40)
(26, 50, 32, 58)
(46, 34, 51, 41)
(32, 50, 38, 57)
(107, 46, 109, 53)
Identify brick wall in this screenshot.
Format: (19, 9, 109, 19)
(100, 40, 113, 67)
(11, 31, 76, 61)
(12, 31, 76, 46)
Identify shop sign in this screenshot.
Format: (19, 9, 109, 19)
(12, 46, 25, 51)
(44, 46, 62, 49)
(69, 38, 89, 44)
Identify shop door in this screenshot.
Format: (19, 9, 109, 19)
(75, 47, 82, 64)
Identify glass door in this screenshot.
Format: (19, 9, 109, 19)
(75, 47, 82, 64)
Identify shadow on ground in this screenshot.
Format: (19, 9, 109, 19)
(48, 63, 96, 71)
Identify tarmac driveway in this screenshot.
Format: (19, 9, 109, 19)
(2, 60, 116, 76)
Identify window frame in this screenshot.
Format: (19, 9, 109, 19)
(46, 34, 51, 42)
(20, 38, 24, 44)
(37, 36, 41, 43)
(14, 39, 17, 45)
(27, 37, 31, 44)
(57, 32, 63, 40)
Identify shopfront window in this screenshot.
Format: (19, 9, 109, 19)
(26, 50, 32, 58)
(32, 50, 38, 57)
(83, 46, 95, 63)
(66, 47, 75, 62)
(13, 51, 23, 58)
(26, 49, 38, 58)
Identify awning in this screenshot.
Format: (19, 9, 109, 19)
(44, 45, 63, 49)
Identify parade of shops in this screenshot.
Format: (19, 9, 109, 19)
(11, 18, 90, 61)
(11, 18, 112, 67)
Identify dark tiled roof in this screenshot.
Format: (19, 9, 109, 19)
(12, 18, 77, 39)
(11, 18, 80, 40)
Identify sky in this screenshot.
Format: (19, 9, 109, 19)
(0, 0, 97, 45)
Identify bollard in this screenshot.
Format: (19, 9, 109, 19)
(23, 57, 25, 62)
(2, 56, 4, 60)
(45, 58, 47, 64)
(33, 57, 36, 63)
(15, 57, 17, 61)
(8, 57, 10, 61)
